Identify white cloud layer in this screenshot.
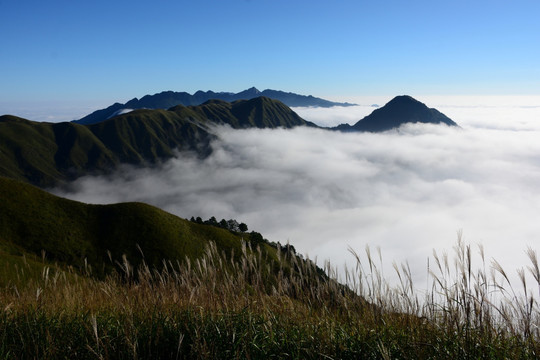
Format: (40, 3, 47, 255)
(291, 105, 379, 127)
(0, 100, 110, 122)
(53, 97, 540, 286)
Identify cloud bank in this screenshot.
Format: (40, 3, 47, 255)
(291, 105, 378, 127)
(53, 97, 540, 285)
(0, 100, 109, 122)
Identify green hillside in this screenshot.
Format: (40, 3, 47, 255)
(88, 108, 213, 164)
(0, 97, 312, 187)
(178, 96, 317, 129)
(0, 115, 120, 187)
(0, 176, 271, 277)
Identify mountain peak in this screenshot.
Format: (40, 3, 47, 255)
(349, 95, 457, 132)
(385, 95, 424, 108)
(236, 87, 262, 97)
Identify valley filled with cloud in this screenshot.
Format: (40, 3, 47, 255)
(53, 96, 540, 285)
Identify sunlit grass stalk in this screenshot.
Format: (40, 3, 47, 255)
(1, 237, 540, 358)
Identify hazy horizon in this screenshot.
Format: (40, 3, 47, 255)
(2, 93, 539, 125)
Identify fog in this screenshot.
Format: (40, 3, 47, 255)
(291, 104, 379, 127)
(53, 96, 540, 286)
(0, 100, 109, 122)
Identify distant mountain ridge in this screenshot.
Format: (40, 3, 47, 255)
(75, 87, 355, 125)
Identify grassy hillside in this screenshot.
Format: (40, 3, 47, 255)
(0, 116, 87, 186)
(88, 109, 213, 164)
(0, 114, 212, 187)
(0, 97, 312, 187)
(1, 181, 540, 357)
(1, 225, 539, 358)
(176, 97, 318, 129)
(0, 176, 269, 277)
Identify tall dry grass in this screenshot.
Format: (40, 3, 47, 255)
(1, 236, 539, 359)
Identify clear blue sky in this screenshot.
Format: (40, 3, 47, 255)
(1, 0, 539, 106)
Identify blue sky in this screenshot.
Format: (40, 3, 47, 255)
(1, 0, 539, 110)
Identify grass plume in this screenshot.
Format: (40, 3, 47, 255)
(1, 236, 540, 359)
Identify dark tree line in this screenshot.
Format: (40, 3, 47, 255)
(190, 216, 296, 254)
(190, 216, 248, 233)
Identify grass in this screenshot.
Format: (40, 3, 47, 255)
(1, 236, 540, 359)
(0, 176, 265, 278)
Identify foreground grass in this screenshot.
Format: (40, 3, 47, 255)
(1, 239, 540, 359)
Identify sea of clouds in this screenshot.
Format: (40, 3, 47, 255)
(0, 100, 109, 122)
(52, 95, 540, 287)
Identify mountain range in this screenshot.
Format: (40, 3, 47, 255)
(0, 97, 316, 187)
(0, 95, 456, 188)
(75, 87, 355, 125)
(0, 92, 457, 283)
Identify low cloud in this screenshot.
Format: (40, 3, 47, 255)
(291, 105, 378, 127)
(0, 100, 109, 122)
(53, 98, 540, 286)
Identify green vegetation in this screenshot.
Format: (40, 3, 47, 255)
(0, 97, 314, 187)
(1, 236, 539, 358)
(0, 176, 275, 277)
(0, 111, 211, 187)
(191, 216, 261, 241)
(175, 96, 317, 129)
(1, 166, 539, 358)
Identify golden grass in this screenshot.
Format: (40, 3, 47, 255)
(1, 236, 539, 359)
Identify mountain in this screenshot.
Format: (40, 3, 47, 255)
(334, 95, 458, 132)
(75, 87, 355, 125)
(0, 95, 458, 187)
(0, 113, 211, 187)
(179, 96, 317, 129)
(0, 176, 290, 278)
(0, 97, 315, 187)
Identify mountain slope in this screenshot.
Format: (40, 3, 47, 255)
(0, 97, 313, 187)
(335, 95, 457, 132)
(0, 115, 118, 186)
(178, 97, 318, 129)
(0, 96, 456, 187)
(88, 108, 214, 164)
(0, 113, 212, 187)
(0, 176, 263, 276)
(75, 87, 354, 125)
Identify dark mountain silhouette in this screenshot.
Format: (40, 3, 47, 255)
(75, 87, 355, 125)
(0, 97, 315, 187)
(334, 95, 457, 132)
